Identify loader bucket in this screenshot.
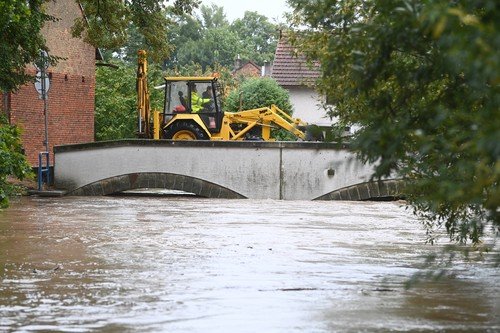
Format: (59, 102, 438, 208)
(304, 125, 325, 141)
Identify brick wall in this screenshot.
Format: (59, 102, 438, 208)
(233, 62, 261, 78)
(42, 0, 96, 78)
(9, 71, 95, 165)
(5, 0, 95, 166)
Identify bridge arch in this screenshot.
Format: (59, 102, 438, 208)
(314, 179, 404, 201)
(69, 172, 246, 199)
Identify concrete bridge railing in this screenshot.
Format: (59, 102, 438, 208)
(54, 140, 402, 201)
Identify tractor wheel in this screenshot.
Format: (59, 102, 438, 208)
(163, 121, 209, 140)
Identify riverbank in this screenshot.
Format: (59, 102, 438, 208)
(7, 176, 38, 193)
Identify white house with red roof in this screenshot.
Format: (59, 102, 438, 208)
(271, 36, 333, 127)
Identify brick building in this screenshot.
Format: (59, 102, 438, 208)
(1, 0, 97, 166)
(232, 59, 261, 78)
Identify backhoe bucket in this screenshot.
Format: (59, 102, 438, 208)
(304, 125, 325, 141)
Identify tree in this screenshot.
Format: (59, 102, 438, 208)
(225, 77, 292, 113)
(166, 7, 279, 71)
(0, 116, 33, 208)
(174, 26, 241, 70)
(94, 64, 137, 141)
(0, 0, 55, 92)
(95, 60, 164, 141)
(288, 0, 499, 244)
(225, 77, 295, 140)
(230, 11, 279, 65)
(166, 5, 244, 70)
(199, 3, 229, 29)
(0, 0, 198, 91)
(73, 0, 199, 62)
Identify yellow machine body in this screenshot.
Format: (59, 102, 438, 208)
(137, 50, 308, 141)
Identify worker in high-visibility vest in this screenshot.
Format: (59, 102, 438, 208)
(191, 84, 211, 113)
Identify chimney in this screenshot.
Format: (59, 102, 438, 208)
(234, 54, 242, 71)
(261, 61, 271, 77)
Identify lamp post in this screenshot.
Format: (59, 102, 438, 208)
(34, 50, 50, 153)
(34, 50, 51, 189)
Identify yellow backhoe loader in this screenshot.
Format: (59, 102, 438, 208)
(136, 50, 311, 141)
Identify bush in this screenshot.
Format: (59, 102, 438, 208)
(225, 77, 292, 115)
(0, 116, 33, 208)
(224, 77, 296, 140)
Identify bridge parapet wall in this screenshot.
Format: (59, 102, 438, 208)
(54, 140, 393, 200)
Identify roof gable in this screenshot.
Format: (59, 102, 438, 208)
(234, 61, 260, 72)
(232, 61, 261, 77)
(271, 37, 320, 87)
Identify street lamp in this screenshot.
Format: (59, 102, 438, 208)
(34, 50, 50, 190)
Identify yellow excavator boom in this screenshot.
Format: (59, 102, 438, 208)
(136, 50, 151, 138)
(221, 105, 307, 140)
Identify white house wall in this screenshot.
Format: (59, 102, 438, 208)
(287, 86, 333, 126)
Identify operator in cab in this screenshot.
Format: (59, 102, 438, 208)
(190, 84, 211, 113)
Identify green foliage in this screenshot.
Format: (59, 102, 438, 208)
(166, 6, 278, 70)
(176, 26, 241, 70)
(231, 11, 279, 65)
(1, 0, 198, 91)
(72, 0, 199, 62)
(225, 77, 294, 140)
(166, 5, 239, 70)
(289, 0, 499, 244)
(0, 0, 56, 92)
(0, 116, 33, 208)
(225, 77, 292, 113)
(200, 3, 229, 29)
(95, 61, 164, 141)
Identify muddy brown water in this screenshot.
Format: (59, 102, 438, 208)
(0, 196, 498, 332)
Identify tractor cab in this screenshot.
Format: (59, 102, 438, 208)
(163, 77, 224, 136)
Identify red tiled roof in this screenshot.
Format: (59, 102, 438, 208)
(271, 37, 320, 86)
(233, 61, 260, 73)
(232, 61, 261, 77)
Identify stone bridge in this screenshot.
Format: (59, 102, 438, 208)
(54, 140, 402, 201)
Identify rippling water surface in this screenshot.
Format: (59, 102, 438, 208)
(0, 196, 498, 332)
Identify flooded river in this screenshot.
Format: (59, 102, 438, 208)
(0, 196, 498, 332)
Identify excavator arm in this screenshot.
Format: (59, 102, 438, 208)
(222, 105, 307, 140)
(136, 50, 151, 138)
(136, 50, 162, 139)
